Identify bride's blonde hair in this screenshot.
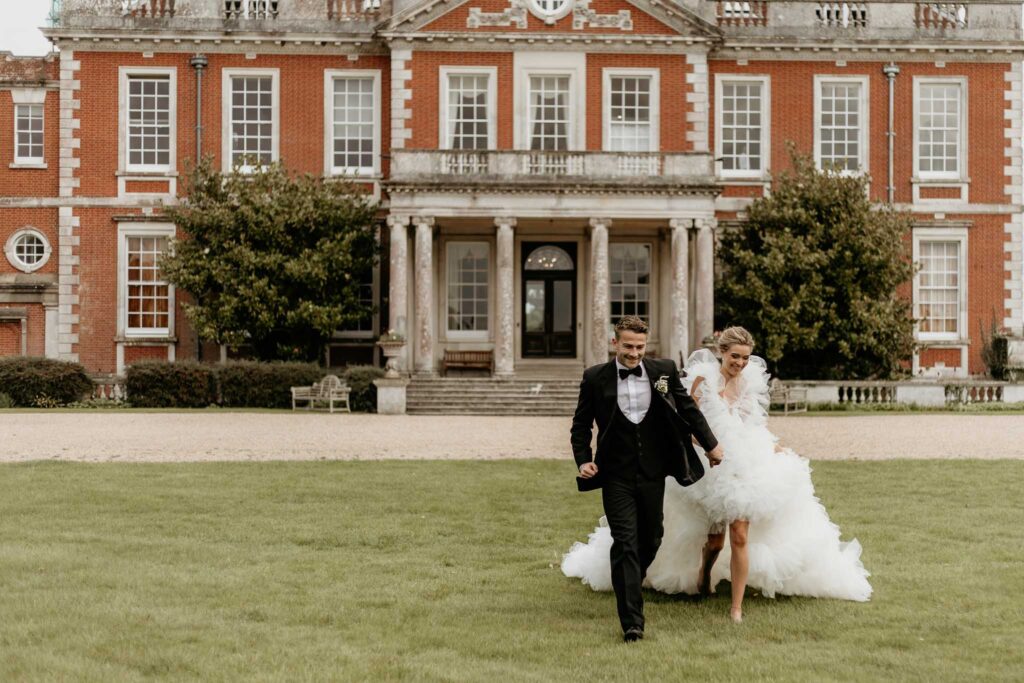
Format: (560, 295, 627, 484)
(716, 326, 755, 355)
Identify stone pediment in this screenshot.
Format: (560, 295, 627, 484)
(383, 0, 718, 39)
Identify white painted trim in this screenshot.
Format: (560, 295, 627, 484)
(221, 68, 280, 173)
(323, 68, 382, 177)
(118, 66, 177, 175)
(10, 88, 46, 105)
(602, 68, 660, 153)
(444, 239, 491, 340)
(714, 74, 770, 180)
(912, 225, 969, 344)
(4, 227, 52, 273)
(813, 74, 870, 175)
(439, 66, 498, 150)
(12, 102, 45, 166)
(913, 75, 969, 183)
(117, 222, 176, 341)
(514, 51, 586, 151)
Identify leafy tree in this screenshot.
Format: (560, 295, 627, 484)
(715, 152, 915, 379)
(162, 159, 379, 362)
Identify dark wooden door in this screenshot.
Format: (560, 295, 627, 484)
(522, 242, 576, 358)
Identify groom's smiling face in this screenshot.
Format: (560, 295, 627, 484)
(613, 330, 647, 369)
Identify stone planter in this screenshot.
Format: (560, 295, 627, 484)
(376, 340, 406, 379)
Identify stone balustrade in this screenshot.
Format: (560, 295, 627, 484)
(391, 150, 714, 186)
(57, 0, 387, 29)
(782, 379, 1024, 407)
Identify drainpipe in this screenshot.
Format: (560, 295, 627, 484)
(883, 63, 900, 205)
(190, 54, 208, 162)
(189, 54, 208, 361)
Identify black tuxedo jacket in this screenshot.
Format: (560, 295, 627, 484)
(570, 357, 719, 488)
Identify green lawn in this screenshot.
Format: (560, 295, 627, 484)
(1, 460, 1021, 682)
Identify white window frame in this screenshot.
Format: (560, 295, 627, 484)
(117, 222, 176, 339)
(609, 242, 653, 326)
(222, 68, 280, 173)
(118, 67, 177, 174)
(913, 76, 968, 182)
(445, 240, 491, 341)
(602, 68, 660, 153)
(714, 74, 770, 180)
(514, 52, 586, 152)
(439, 66, 498, 151)
(912, 226, 968, 342)
(11, 88, 47, 166)
(323, 69, 381, 177)
(813, 75, 869, 175)
(4, 227, 52, 273)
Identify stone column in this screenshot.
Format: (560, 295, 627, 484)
(494, 217, 516, 376)
(413, 216, 436, 375)
(695, 218, 717, 347)
(588, 218, 611, 367)
(387, 214, 410, 372)
(669, 219, 692, 366)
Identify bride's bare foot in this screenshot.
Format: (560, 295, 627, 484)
(729, 607, 743, 624)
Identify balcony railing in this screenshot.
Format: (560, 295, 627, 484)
(915, 3, 968, 29)
(101, 0, 387, 25)
(223, 0, 278, 20)
(121, 0, 175, 17)
(716, 1, 768, 27)
(390, 150, 714, 186)
(816, 2, 868, 28)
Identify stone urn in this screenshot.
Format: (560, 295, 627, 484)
(376, 339, 406, 378)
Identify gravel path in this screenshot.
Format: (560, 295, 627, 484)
(1, 413, 1023, 462)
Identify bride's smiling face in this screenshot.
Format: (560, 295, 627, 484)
(721, 344, 752, 379)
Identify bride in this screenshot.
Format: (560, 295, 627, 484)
(561, 327, 871, 622)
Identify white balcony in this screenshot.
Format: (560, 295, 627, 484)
(390, 150, 715, 189)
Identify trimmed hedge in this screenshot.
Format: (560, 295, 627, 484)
(124, 361, 217, 408)
(0, 357, 94, 406)
(218, 361, 324, 409)
(344, 365, 385, 413)
(121, 361, 382, 410)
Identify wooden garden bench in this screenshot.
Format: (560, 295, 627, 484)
(442, 350, 493, 376)
(291, 374, 351, 413)
(769, 379, 808, 415)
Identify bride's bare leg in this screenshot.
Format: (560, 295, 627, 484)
(729, 520, 749, 622)
(697, 533, 725, 596)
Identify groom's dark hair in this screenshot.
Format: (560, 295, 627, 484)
(614, 316, 649, 338)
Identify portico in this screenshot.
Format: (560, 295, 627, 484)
(385, 181, 719, 376)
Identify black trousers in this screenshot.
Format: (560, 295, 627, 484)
(601, 473, 666, 633)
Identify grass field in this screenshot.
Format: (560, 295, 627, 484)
(1, 460, 1021, 682)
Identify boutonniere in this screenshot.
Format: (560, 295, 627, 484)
(655, 376, 669, 395)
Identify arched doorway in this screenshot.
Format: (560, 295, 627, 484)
(521, 242, 576, 358)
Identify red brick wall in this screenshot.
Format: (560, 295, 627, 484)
(407, 52, 514, 149)
(0, 89, 60, 197)
(709, 60, 1010, 204)
(422, 0, 676, 34)
(0, 208, 59, 277)
(585, 53, 691, 152)
(124, 346, 170, 364)
(75, 52, 391, 196)
(919, 348, 962, 368)
(0, 303, 45, 358)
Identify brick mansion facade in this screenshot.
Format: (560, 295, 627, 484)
(0, 0, 1022, 378)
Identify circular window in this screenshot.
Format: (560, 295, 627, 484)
(528, 0, 574, 22)
(5, 228, 52, 273)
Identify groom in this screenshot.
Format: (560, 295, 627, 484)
(571, 316, 723, 642)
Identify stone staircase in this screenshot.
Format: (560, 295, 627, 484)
(406, 376, 581, 415)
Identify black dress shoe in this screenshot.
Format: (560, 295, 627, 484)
(623, 627, 644, 643)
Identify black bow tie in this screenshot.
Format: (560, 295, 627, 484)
(619, 365, 643, 380)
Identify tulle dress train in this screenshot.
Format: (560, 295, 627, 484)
(561, 350, 871, 602)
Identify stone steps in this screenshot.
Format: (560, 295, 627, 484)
(406, 377, 580, 415)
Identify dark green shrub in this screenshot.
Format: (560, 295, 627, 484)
(0, 392, 16, 409)
(344, 365, 384, 412)
(125, 361, 217, 408)
(0, 357, 94, 406)
(217, 361, 324, 409)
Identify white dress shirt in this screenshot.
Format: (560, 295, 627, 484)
(615, 359, 651, 424)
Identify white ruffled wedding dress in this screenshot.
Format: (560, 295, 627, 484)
(561, 350, 872, 602)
